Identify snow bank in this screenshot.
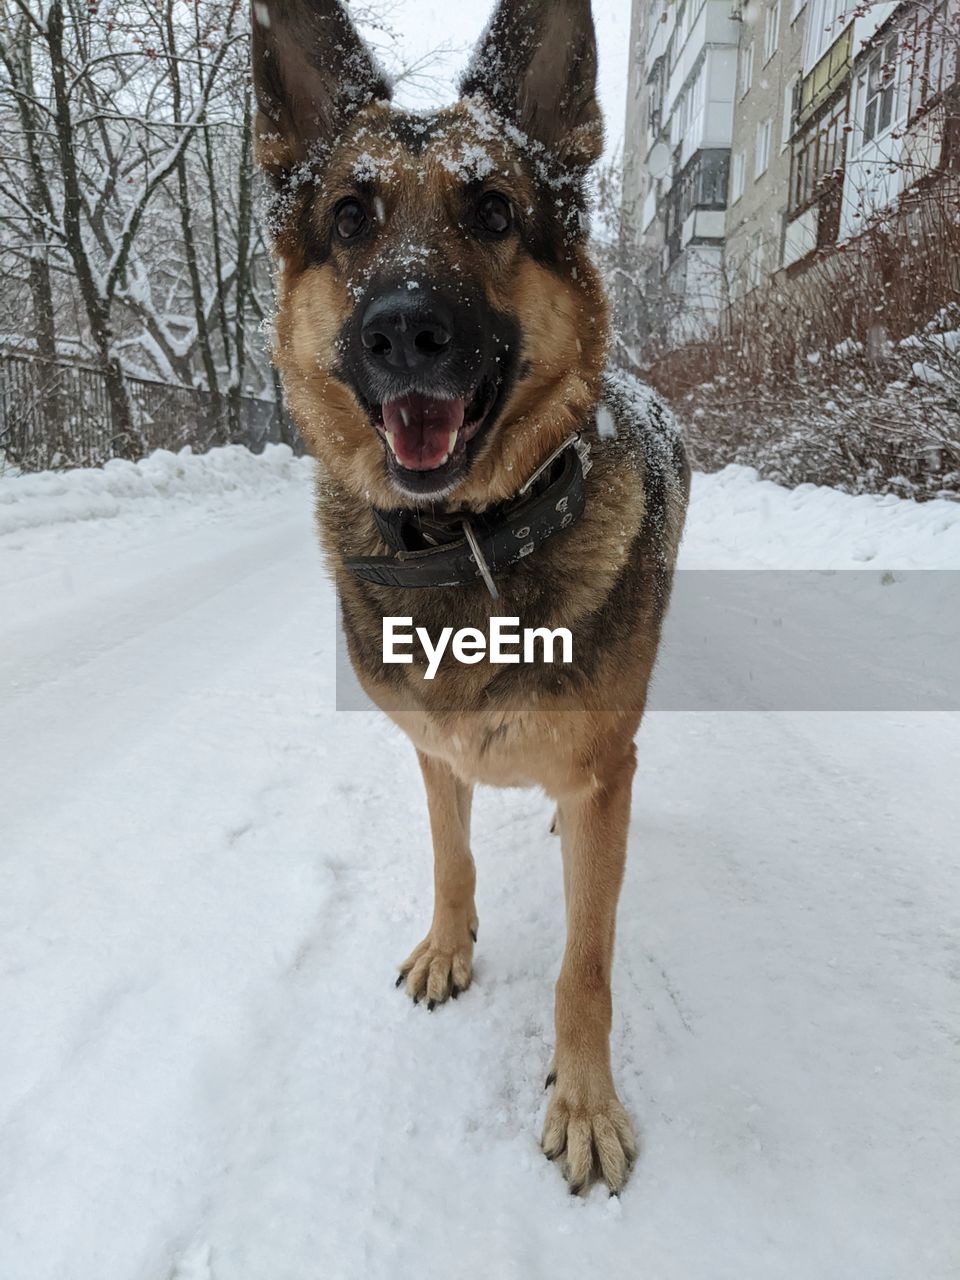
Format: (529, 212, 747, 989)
(683, 464, 960, 569)
(0, 445, 314, 537)
(3, 449, 959, 571)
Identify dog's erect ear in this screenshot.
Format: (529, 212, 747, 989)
(251, 0, 391, 182)
(460, 0, 602, 168)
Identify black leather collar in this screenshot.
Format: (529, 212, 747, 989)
(344, 434, 592, 599)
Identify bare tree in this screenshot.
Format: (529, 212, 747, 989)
(0, 0, 250, 451)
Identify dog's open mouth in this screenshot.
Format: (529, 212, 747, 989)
(370, 380, 499, 491)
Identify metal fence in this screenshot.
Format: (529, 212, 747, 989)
(0, 350, 300, 471)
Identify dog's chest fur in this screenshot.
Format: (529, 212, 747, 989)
(317, 376, 690, 789)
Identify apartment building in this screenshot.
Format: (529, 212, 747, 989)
(783, 0, 958, 263)
(841, 1, 958, 235)
(621, 0, 741, 334)
(622, 0, 958, 327)
(781, 0, 856, 265)
(725, 0, 807, 293)
(621, 0, 663, 283)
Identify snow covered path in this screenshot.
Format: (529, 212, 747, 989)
(1, 452, 958, 1280)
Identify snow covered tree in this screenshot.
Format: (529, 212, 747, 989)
(0, 0, 286, 453)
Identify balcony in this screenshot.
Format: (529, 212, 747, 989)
(797, 26, 853, 129)
(665, 149, 730, 265)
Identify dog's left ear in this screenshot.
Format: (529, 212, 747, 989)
(251, 0, 391, 183)
(460, 0, 602, 168)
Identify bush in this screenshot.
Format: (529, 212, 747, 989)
(623, 179, 960, 500)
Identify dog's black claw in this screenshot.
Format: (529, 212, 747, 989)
(413, 994, 421, 1005)
(395, 973, 405, 989)
(427, 998, 436, 1012)
(543, 1144, 563, 1162)
(609, 1188, 621, 1199)
(451, 984, 461, 1000)
(544, 1071, 557, 1090)
(569, 1182, 584, 1197)
(469, 927, 478, 943)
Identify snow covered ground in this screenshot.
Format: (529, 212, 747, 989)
(1, 447, 958, 1280)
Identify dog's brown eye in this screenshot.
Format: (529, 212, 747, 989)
(476, 192, 512, 236)
(335, 199, 367, 241)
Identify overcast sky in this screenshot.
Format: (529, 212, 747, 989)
(359, 0, 633, 159)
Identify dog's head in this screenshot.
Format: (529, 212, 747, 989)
(252, 0, 608, 508)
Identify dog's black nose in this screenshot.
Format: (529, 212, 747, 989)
(361, 293, 453, 372)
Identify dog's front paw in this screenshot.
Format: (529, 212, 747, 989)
(396, 919, 476, 1009)
(542, 1069, 637, 1196)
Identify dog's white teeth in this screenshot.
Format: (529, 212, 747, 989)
(384, 426, 457, 467)
(399, 406, 409, 428)
(435, 429, 458, 468)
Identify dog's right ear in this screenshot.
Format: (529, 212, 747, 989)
(460, 0, 602, 168)
(251, 0, 391, 183)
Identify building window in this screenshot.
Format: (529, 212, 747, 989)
(665, 149, 731, 263)
(907, 3, 950, 123)
(740, 42, 754, 98)
(647, 57, 665, 139)
(670, 21, 680, 70)
(763, 1, 781, 65)
(789, 99, 846, 213)
(782, 75, 799, 147)
(731, 150, 747, 203)
(701, 151, 730, 206)
(856, 33, 899, 149)
(678, 150, 730, 220)
(804, 0, 854, 70)
(686, 58, 707, 131)
(755, 119, 773, 177)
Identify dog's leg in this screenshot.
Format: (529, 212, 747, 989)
(542, 744, 638, 1195)
(397, 751, 477, 1010)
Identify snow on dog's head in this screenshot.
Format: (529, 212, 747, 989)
(251, 0, 608, 509)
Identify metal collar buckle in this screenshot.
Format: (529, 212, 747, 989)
(462, 519, 500, 601)
(464, 434, 591, 601)
(517, 432, 591, 497)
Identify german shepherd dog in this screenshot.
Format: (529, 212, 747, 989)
(251, 0, 689, 1194)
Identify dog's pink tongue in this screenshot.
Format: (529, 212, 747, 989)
(381, 393, 466, 470)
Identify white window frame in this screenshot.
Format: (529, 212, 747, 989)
(804, 0, 853, 71)
(731, 150, 747, 203)
(763, 1, 781, 65)
(854, 33, 901, 153)
(755, 118, 772, 177)
(740, 42, 754, 98)
(782, 74, 799, 148)
(695, 61, 706, 115)
(790, 0, 807, 20)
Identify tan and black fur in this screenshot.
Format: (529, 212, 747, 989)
(252, 0, 690, 1195)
